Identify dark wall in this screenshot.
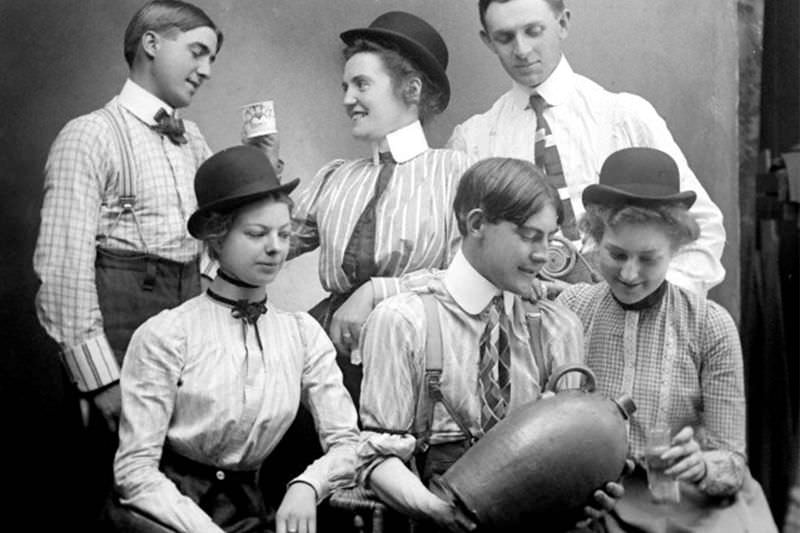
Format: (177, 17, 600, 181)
(0, 1, 738, 526)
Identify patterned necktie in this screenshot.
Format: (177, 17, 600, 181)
(152, 108, 188, 145)
(529, 93, 579, 240)
(478, 295, 511, 433)
(341, 152, 396, 286)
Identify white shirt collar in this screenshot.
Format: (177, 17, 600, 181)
(509, 55, 574, 110)
(370, 120, 429, 165)
(443, 248, 514, 315)
(118, 79, 175, 126)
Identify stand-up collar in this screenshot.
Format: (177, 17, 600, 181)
(443, 249, 514, 316)
(118, 79, 175, 126)
(370, 120, 429, 165)
(509, 55, 575, 110)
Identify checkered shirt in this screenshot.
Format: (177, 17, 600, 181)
(34, 90, 211, 392)
(558, 282, 747, 495)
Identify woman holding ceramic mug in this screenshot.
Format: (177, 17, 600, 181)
(556, 147, 776, 532)
(112, 146, 359, 533)
(288, 11, 472, 403)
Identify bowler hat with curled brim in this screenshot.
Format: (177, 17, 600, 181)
(340, 11, 451, 110)
(582, 147, 697, 209)
(187, 145, 299, 238)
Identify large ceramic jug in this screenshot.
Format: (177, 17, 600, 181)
(430, 364, 635, 532)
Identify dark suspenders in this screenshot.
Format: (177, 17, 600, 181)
(413, 295, 550, 453)
(413, 293, 477, 456)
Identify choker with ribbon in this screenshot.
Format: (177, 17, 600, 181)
(217, 268, 260, 289)
(207, 289, 267, 323)
(207, 289, 268, 350)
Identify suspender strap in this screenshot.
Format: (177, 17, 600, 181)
(414, 294, 476, 456)
(98, 107, 137, 206)
(97, 106, 150, 254)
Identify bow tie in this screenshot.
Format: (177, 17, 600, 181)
(231, 299, 268, 324)
(207, 289, 268, 324)
(152, 108, 187, 145)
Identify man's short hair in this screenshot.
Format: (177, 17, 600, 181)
(453, 157, 563, 236)
(478, 0, 566, 30)
(124, 0, 223, 67)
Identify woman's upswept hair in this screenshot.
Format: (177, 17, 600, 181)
(343, 39, 447, 124)
(196, 192, 293, 260)
(580, 202, 700, 251)
(453, 157, 563, 236)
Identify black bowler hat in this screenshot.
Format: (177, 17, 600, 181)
(341, 11, 450, 110)
(187, 145, 299, 238)
(582, 147, 696, 209)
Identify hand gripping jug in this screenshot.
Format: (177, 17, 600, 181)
(430, 364, 636, 531)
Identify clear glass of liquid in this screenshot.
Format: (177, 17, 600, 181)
(645, 424, 681, 504)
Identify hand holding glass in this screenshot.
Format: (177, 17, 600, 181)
(645, 424, 681, 504)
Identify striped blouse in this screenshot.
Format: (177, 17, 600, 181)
(290, 121, 473, 295)
(115, 293, 359, 532)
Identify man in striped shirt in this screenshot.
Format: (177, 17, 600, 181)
(357, 158, 623, 532)
(33, 1, 225, 524)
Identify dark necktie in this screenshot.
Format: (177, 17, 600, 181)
(152, 108, 188, 145)
(530, 94, 579, 240)
(341, 152, 396, 286)
(478, 295, 511, 433)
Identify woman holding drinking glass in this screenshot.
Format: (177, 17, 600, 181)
(556, 147, 775, 532)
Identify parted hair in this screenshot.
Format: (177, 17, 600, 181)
(580, 203, 700, 251)
(343, 39, 447, 124)
(478, 0, 566, 29)
(124, 0, 223, 67)
(453, 157, 563, 236)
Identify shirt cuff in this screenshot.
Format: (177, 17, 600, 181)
(288, 475, 326, 503)
(60, 334, 121, 392)
(371, 278, 401, 305)
(696, 449, 746, 496)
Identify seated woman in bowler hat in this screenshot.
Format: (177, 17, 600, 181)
(112, 145, 360, 533)
(287, 11, 474, 398)
(556, 147, 776, 532)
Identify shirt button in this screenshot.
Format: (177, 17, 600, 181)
(215, 470, 225, 481)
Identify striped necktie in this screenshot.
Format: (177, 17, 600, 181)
(341, 152, 396, 286)
(478, 295, 511, 433)
(530, 93, 579, 240)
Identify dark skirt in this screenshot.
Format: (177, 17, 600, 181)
(105, 448, 273, 533)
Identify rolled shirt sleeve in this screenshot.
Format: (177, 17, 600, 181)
(357, 297, 423, 485)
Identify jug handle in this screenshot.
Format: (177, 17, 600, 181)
(545, 363, 596, 393)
